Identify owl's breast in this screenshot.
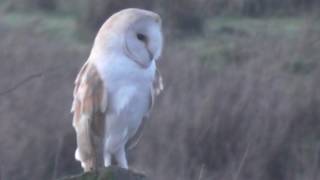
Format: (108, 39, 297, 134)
(105, 83, 151, 141)
(94, 54, 155, 139)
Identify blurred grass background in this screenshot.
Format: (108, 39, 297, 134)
(0, 0, 320, 180)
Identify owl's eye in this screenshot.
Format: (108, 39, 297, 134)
(137, 33, 146, 42)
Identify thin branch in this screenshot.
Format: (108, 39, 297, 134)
(53, 137, 63, 179)
(197, 164, 205, 180)
(0, 73, 43, 96)
(0, 65, 64, 97)
(233, 142, 251, 180)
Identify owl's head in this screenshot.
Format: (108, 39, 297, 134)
(94, 8, 163, 68)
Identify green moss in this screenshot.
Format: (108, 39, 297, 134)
(59, 166, 146, 180)
(99, 169, 115, 180)
(59, 172, 98, 180)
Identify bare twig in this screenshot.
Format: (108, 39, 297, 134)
(0, 65, 63, 97)
(53, 137, 63, 179)
(197, 164, 205, 180)
(233, 142, 251, 180)
(0, 73, 43, 96)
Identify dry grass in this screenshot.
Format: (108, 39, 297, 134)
(0, 11, 319, 180)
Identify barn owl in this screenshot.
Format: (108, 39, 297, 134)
(71, 8, 163, 172)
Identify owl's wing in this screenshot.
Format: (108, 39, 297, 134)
(149, 68, 164, 114)
(72, 61, 107, 135)
(153, 69, 164, 97)
(71, 61, 107, 171)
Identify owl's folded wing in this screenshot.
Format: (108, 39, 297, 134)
(71, 61, 107, 171)
(71, 62, 107, 136)
(144, 68, 164, 118)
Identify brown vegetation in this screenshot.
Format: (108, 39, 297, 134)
(0, 1, 319, 180)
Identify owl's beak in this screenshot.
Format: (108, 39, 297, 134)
(147, 48, 154, 61)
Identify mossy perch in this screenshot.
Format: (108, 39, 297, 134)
(59, 166, 147, 180)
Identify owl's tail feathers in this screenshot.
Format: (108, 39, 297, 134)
(73, 114, 97, 172)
